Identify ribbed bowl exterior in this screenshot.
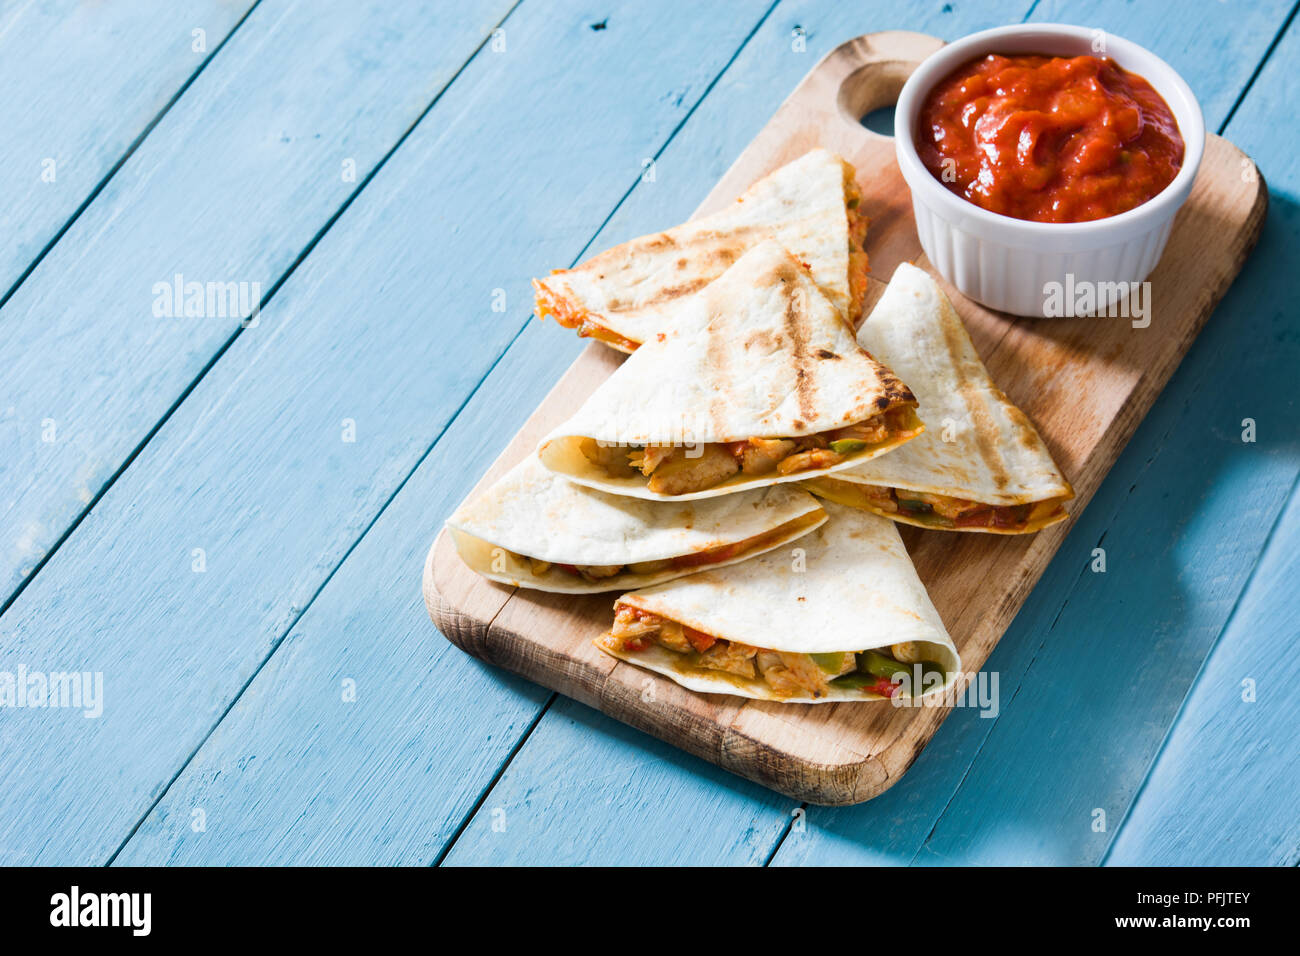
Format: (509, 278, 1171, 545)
(911, 195, 1177, 317)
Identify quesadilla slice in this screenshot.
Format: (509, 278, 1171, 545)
(805, 263, 1074, 533)
(538, 240, 923, 501)
(597, 502, 960, 702)
(534, 149, 869, 352)
(446, 456, 827, 593)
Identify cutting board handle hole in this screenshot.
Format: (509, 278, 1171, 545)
(836, 60, 915, 140)
(859, 104, 896, 137)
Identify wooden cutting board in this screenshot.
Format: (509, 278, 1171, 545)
(422, 31, 1266, 805)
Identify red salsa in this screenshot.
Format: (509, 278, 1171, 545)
(916, 53, 1184, 223)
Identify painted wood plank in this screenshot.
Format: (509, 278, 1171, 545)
(903, 8, 1300, 866)
(0, 0, 254, 300)
(1103, 479, 1300, 866)
(1031, 0, 1286, 130)
(0, 0, 514, 601)
(447, 0, 1290, 865)
(2, 0, 775, 867)
(441, 696, 792, 866)
(767, 0, 1299, 866)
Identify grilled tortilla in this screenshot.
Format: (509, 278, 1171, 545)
(597, 502, 960, 702)
(804, 263, 1073, 533)
(533, 149, 869, 352)
(446, 456, 827, 593)
(538, 240, 922, 501)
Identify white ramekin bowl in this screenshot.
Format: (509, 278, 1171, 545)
(894, 24, 1205, 317)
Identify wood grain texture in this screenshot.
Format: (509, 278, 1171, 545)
(0, 0, 254, 300)
(426, 33, 1267, 806)
(6, 0, 777, 866)
(0, 0, 514, 601)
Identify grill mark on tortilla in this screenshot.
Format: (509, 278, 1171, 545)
(777, 264, 816, 427)
(640, 233, 678, 251)
(857, 345, 915, 411)
(938, 307, 1010, 490)
(572, 226, 759, 276)
(1003, 400, 1072, 497)
(1005, 401, 1047, 452)
(634, 277, 710, 308)
(963, 389, 1008, 489)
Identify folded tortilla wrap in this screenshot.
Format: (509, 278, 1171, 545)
(597, 501, 960, 702)
(538, 240, 922, 501)
(446, 456, 827, 593)
(804, 263, 1074, 533)
(533, 149, 869, 351)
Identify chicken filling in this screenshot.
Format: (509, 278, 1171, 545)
(845, 178, 870, 326)
(601, 605, 943, 699)
(578, 406, 919, 496)
(508, 512, 822, 584)
(813, 479, 1068, 531)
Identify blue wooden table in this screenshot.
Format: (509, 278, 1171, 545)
(1, 0, 1296, 867)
